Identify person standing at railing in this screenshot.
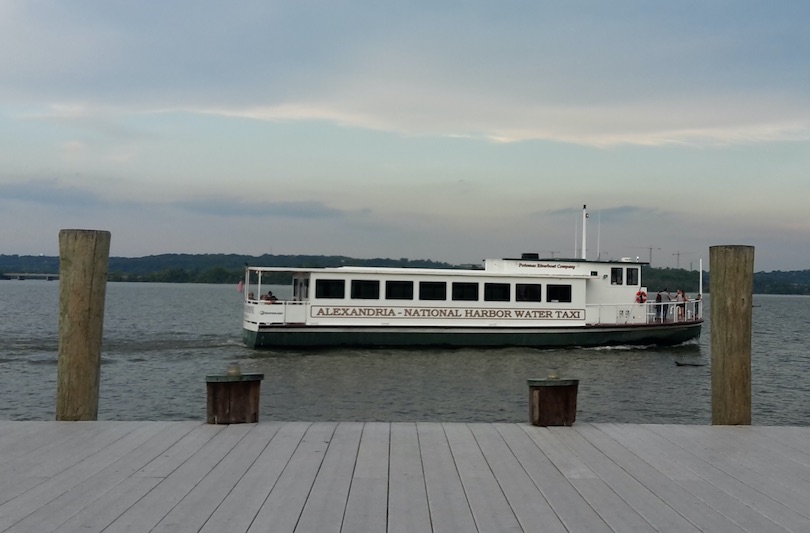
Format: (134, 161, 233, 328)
(676, 289, 686, 320)
(655, 291, 663, 322)
(660, 289, 672, 321)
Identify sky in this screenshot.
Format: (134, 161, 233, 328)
(1, 1, 808, 272)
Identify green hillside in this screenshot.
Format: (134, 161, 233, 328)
(1, 254, 808, 294)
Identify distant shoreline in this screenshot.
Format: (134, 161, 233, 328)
(2, 253, 809, 295)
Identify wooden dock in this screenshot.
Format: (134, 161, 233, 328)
(1, 421, 809, 532)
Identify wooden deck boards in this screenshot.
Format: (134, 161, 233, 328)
(1, 422, 809, 533)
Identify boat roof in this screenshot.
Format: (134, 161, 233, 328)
(246, 256, 647, 278)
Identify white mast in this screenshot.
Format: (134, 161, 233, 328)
(581, 204, 588, 259)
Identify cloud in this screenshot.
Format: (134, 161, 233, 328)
(0, 177, 359, 222)
(2, 2, 809, 147)
(0, 178, 105, 209)
(176, 198, 352, 219)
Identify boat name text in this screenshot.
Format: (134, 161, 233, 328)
(312, 306, 583, 320)
(518, 262, 576, 270)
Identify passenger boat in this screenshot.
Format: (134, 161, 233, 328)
(241, 216, 703, 349)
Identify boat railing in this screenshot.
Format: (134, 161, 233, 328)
(247, 298, 703, 326)
(246, 298, 309, 324)
(588, 299, 702, 325)
(646, 299, 703, 324)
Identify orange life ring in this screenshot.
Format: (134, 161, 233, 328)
(635, 291, 647, 303)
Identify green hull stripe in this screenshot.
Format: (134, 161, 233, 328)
(243, 323, 702, 349)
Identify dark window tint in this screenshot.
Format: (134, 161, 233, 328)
(516, 283, 542, 302)
(386, 280, 413, 300)
(315, 279, 345, 299)
(627, 268, 639, 286)
(419, 281, 447, 300)
(484, 283, 510, 302)
(351, 279, 380, 299)
(452, 282, 479, 301)
(611, 267, 623, 285)
(546, 284, 572, 303)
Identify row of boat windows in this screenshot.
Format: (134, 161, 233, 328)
(314, 279, 573, 303)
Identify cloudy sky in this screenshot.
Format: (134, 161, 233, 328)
(1, 1, 808, 272)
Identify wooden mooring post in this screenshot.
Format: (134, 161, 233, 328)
(710, 245, 754, 425)
(206, 363, 264, 424)
(528, 377, 579, 426)
(56, 229, 111, 421)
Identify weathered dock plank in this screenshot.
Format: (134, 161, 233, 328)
(342, 422, 390, 533)
(417, 422, 478, 533)
(469, 423, 567, 533)
(579, 424, 747, 533)
(152, 423, 284, 533)
(444, 423, 522, 532)
(104, 423, 252, 533)
(496, 423, 611, 532)
(295, 422, 363, 533)
(5, 422, 186, 533)
(198, 421, 311, 533)
(650, 425, 810, 532)
(0, 422, 159, 531)
(246, 422, 337, 533)
(550, 425, 702, 533)
(1, 421, 809, 533)
(600, 423, 792, 533)
(387, 422, 431, 533)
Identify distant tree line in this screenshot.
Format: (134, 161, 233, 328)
(1, 253, 809, 294)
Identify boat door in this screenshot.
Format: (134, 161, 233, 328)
(293, 276, 309, 301)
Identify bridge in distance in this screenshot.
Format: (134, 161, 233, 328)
(1, 272, 59, 280)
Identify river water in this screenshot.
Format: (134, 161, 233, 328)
(1, 281, 808, 425)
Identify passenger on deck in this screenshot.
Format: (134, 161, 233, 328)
(655, 291, 662, 322)
(660, 289, 672, 321)
(676, 289, 686, 320)
(261, 290, 278, 303)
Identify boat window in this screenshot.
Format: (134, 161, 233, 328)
(516, 283, 542, 302)
(452, 282, 479, 301)
(627, 267, 639, 286)
(419, 281, 447, 300)
(315, 279, 345, 299)
(351, 280, 380, 299)
(484, 283, 510, 302)
(546, 284, 572, 303)
(386, 280, 413, 300)
(611, 267, 623, 285)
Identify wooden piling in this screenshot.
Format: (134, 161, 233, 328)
(528, 378, 579, 426)
(56, 229, 111, 421)
(206, 374, 264, 424)
(710, 245, 754, 425)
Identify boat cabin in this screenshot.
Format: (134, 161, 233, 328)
(243, 255, 697, 329)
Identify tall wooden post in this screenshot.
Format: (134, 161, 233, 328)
(56, 229, 111, 421)
(710, 245, 754, 425)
